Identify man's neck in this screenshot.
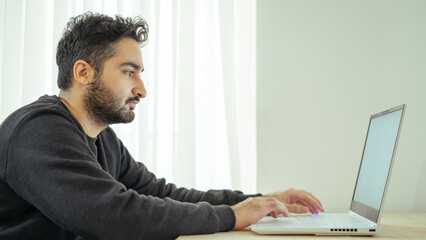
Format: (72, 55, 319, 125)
(58, 90, 106, 138)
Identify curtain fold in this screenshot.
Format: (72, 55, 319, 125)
(218, 0, 242, 190)
(0, 0, 256, 193)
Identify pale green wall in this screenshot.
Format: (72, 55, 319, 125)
(257, 0, 426, 212)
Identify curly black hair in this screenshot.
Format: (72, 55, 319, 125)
(56, 12, 149, 90)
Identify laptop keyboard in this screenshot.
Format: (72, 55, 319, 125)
(253, 213, 372, 229)
(295, 213, 370, 228)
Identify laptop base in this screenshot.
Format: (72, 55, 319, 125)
(251, 213, 380, 236)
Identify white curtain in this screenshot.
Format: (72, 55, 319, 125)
(0, 0, 256, 193)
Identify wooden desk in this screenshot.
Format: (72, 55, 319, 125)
(177, 213, 426, 239)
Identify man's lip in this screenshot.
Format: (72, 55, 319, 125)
(128, 100, 139, 109)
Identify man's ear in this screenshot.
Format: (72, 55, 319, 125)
(73, 60, 94, 86)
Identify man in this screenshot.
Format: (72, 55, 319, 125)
(0, 12, 323, 239)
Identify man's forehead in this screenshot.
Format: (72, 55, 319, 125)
(112, 38, 144, 68)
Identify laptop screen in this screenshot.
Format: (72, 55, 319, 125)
(350, 105, 405, 223)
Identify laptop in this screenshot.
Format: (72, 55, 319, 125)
(251, 104, 406, 236)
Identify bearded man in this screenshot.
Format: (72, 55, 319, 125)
(0, 12, 323, 240)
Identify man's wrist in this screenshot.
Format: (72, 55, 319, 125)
(213, 205, 236, 232)
(234, 193, 262, 204)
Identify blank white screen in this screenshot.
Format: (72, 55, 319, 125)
(353, 109, 403, 210)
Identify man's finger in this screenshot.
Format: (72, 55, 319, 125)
(275, 199, 289, 217)
(297, 200, 317, 214)
(308, 192, 324, 211)
(286, 204, 309, 213)
(296, 192, 323, 213)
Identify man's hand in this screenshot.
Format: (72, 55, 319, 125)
(230, 188, 323, 230)
(266, 188, 324, 214)
(230, 196, 289, 230)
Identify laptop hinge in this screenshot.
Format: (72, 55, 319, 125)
(350, 211, 377, 227)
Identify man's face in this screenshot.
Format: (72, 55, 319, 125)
(83, 38, 146, 125)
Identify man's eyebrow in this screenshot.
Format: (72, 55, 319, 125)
(120, 62, 142, 71)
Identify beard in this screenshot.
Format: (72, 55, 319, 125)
(83, 73, 138, 125)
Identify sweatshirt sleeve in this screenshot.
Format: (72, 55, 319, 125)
(116, 136, 260, 206)
(4, 111, 236, 240)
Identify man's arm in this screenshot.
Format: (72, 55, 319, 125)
(111, 129, 324, 231)
(114, 130, 259, 206)
(5, 112, 235, 239)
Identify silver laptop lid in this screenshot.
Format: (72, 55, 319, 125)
(350, 104, 405, 223)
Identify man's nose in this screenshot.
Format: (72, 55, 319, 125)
(133, 77, 147, 98)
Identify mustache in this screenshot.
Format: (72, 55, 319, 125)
(125, 96, 140, 104)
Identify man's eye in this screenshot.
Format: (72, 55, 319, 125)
(124, 71, 134, 77)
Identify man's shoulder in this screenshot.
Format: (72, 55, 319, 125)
(0, 95, 84, 176)
(1, 95, 76, 134)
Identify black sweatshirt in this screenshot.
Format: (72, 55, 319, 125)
(0, 95, 256, 240)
